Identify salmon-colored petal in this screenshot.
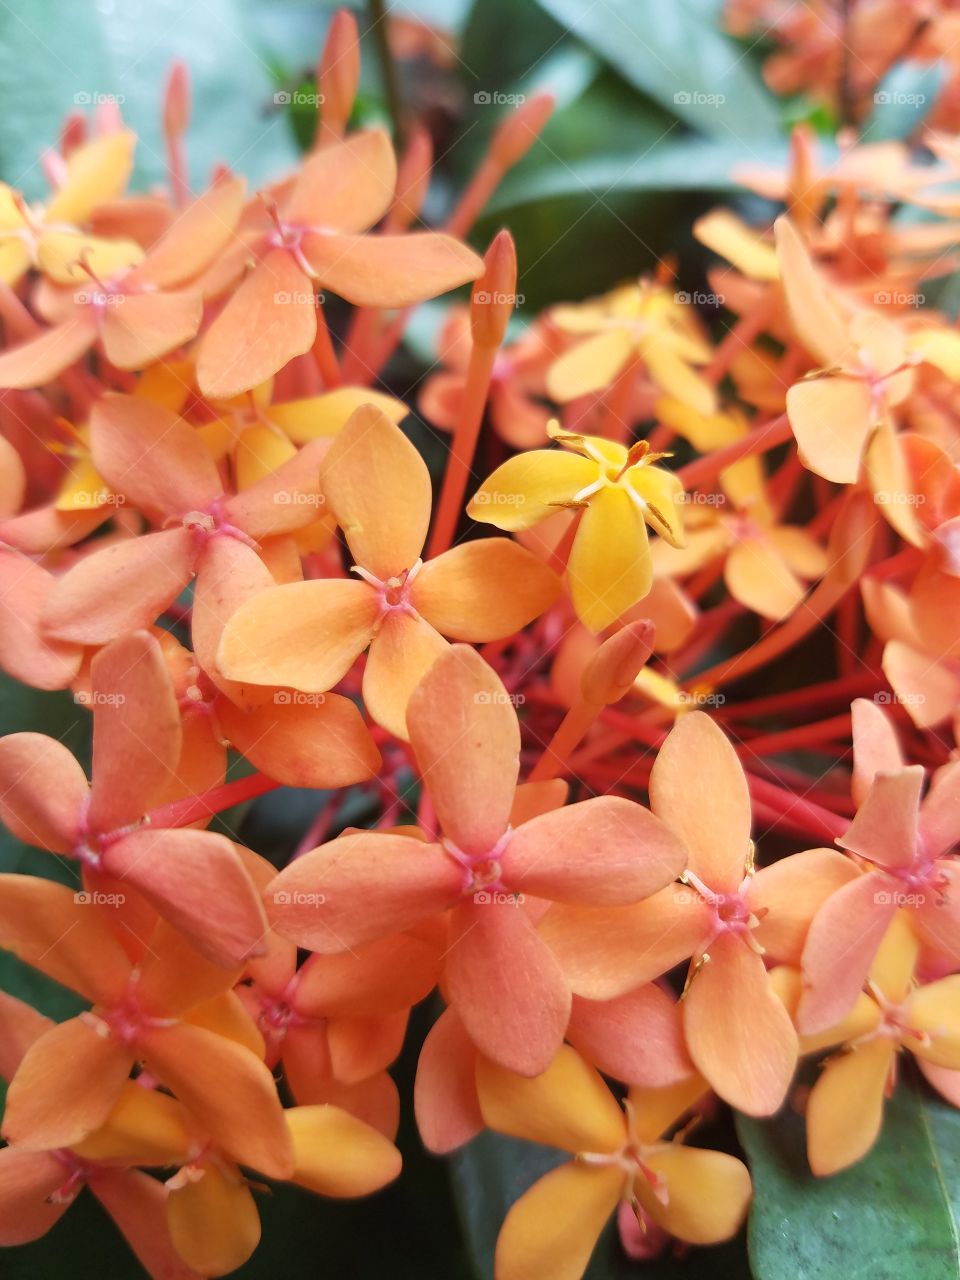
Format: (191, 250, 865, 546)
(640, 1145, 752, 1245)
(476, 1042, 624, 1152)
(406, 644, 519, 856)
(907, 975, 960, 1068)
(88, 630, 183, 831)
(139, 1021, 294, 1178)
(547, 328, 634, 402)
(191, 536, 277, 698)
(568, 484, 651, 633)
(0, 1147, 70, 1243)
(131, 177, 246, 291)
(362, 610, 449, 740)
(912, 862, 960, 962)
(92, 1167, 203, 1280)
(90, 393, 222, 517)
(167, 1161, 260, 1277)
(217, 689, 380, 788)
(2, 1016, 132, 1148)
(221, 438, 329, 540)
(0, 550, 82, 689)
(135, 920, 242, 1018)
(725, 537, 807, 620)
(883, 641, 960, 729)
(287, 1063, 400, 1138)
(785, 376, 873, 484)
(682, 933, 798, 1116)
(105, 828, 267, 968)
(412, 538, 560, 640)
(0, 732, 87, 852)
(567, 984, 692, 1086)
(504, 796, 686, 906)
(327, 1010, 407, 1082)
(806, 1039, 894, 1176)
(649, 711, 751, 893)
(0, 989, 52, 1080)
(767, 525, 828, 579)
(285, 129, 396, 230)
(850, 696, 904, 805)
(0, 874, 131, 1004)
(216, 577, 378, 690)
(302, 230, 483, 308)
(414, 1007, 483, 1154)
(100, 290, 202, 370)
(539, 887, 712, 999)
(42, 527, 197, 645)
(798, 873, 895, 1034)
(493, 1160, 622, 1280)
(197, 251, 316, 399)
(837, 766, 924, 870)
(0, 504, 106, 554)
(921, 758, 960, 860)
(748, 847, 860, 964)
(187, 990, 265, 1058)
(917, 1058, 960, 1107)
(280, 1021, 332, 1103)
(321, 404, 431, 577)
(467, 450, 598, 532)
(0, 315, 94, 388)
(774, 216, 852, 368)
(294, 933, 439, 1018)
(445, 898, 571, 1076)
(287, 1104, 402, 1196)
(267, 832, 461, 952)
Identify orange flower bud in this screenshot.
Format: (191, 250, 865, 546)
(580, 619, 655, 706)
(489, 92, 553, 170)
(470, 229, 517, 348)
(163, 61, 191, 140)
(318, 8, 360, 141)
(389, 125, 434, 230)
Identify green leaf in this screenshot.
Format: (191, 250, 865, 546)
(450, 1129, 750, 1279)
(0, 0, 298, 199)
(530, 0, 780, 141)
(737, 1070, 960, 1280)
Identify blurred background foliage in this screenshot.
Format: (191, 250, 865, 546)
(1, 1, 957, 1277)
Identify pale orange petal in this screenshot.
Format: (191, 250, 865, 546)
(806, 1039, 894, 1176)
(302, 230, 483, 308)
(0, 732, 87, 852)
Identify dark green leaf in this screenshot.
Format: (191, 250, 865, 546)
(737, 1070, 960, 1280)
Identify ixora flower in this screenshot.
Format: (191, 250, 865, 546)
(467, 422, 686, 632)
(801, 913, 960, 1175)
(476, 1046, 751, 1280)
(798, 697, 960, 1034)
(197, 129, 483, 398)
(217, 406, 561, 739)
(39, 393, 330, 646)
(263, 645, 687, 1076)
(0, 630, 266, 966)
(540, 712, 858, 1115)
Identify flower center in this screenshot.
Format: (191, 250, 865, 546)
(181, 500, 259, 550)
(442, 828, 513, 897)
(352, 560, 423, 618)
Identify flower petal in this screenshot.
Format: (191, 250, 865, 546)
(294, 933, 439, 1018)
(302, 230, 483, 308)
(267, 833, 461, 952)
(0, 315, 94, 389)
(285, 129, 396, 230)
(649, 711, 751, 893)
(0, 1147, 69, 1243)
(0, 550, 82, 689)
(850, 696, 904, 805)
(640, 1145, 752, 1245)
(567, 984, 692, 1086)
(100, 290, 202, 370)
(362, 610, 448, 740)
(221, 438, 329, 540)
(785, 376, 873, 484)
(547, 329, 634, 401)
(91, 1168, 202, 1280)
(414, 1006, 484, 1154)
(0, 732, 87, 852)
(837, 766, 924, 870)
(167, 1161, 261, 1277)
(411, 538, 560, 640)
(921, 758, 960, 861)
(748, 847, 860, 964)
(216, 577, 379, 690)
(467, 450, 598, 532)
(907, 976, 960, 1068)
(287, 1104, 402, 1196)
(504, 796, 686, 906)
(406, 644, 519, 856)
(568, 484, 651, 632)
(806, 1039, 894, 1176)
(683, 932, 798, 1116)
(445, 898, 571, 1076)
(725, 537, 807, 620)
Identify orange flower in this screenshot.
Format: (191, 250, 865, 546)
(477, 1046, 751, 1280)
(217, 407, 561, 738)
(263, 645, 686, 1075)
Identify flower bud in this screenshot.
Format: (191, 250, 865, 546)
(163, 61, 191, 140)
(318, 9, 360, 140)
(470, 229, 517, 349)
(490, 92, 553, 170)
(580, 620, 655, 705)
(389, 125, 433, 230)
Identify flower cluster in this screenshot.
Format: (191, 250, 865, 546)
(0, 8, 958, 1279)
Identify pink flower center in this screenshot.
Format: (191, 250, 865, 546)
(353, 560, 423, 619)
(181, 500, 259, 550)
(442, 828, 513, 897)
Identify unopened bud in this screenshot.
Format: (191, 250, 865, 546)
(60, 114, 87, 158)
(389, 125, 433, 230)
(163, 62, 191, 139)
(490, 93, 553, 170)
(318, 9, 360, 140)
(581, 620, 655, 705)
(825, 491, 876, 589)
(470, 229, 517, 348)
